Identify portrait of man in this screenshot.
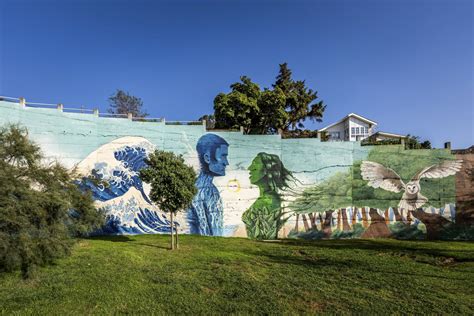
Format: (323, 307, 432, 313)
(188, 133, 229, 236)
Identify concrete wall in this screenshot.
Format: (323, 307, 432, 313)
(1, 100, 472, 240)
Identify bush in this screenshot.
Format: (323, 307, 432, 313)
(0, 125, 105, 278)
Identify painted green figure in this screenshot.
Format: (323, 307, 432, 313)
(242, 152, 295, 240)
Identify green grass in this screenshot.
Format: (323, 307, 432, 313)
(1, 235, 473, 315)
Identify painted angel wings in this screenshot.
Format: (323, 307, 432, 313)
(361, 160, 463, 190)
(360, 161, 405, 192)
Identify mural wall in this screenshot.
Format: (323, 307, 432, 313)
(1, 100, 472, 240)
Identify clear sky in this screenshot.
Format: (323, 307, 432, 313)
(1, 0, 472, 148)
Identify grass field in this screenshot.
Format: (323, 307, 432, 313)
(0, 235, 473, 315)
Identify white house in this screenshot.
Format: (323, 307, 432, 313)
(319, 113, 377, 141)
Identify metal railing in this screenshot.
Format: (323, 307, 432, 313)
(0, 95, 195, 124)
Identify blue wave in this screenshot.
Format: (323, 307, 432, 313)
(79, 143, 178, 235)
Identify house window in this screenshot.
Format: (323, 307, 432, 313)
(365, 127, 369, 134)
(356, 127, 359, 134)
(329, 132, 340, 139)
(351, 127, 355, 135)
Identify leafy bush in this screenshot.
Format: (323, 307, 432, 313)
(389, 222, 425, 240)
(0, 125, 105, 278)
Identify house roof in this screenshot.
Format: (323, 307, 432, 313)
(319, 113, 377, 131)
(372, 131, 407, 139)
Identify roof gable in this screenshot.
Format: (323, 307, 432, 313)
(319, 113, 377, 131)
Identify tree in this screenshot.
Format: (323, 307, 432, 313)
(405, 134, 432, 149)
(198, 114, 216, 129)
(108, 89, 148, 118)
(290, 171, 352, 236)
(0, 125, 104, 278)
(212, 63, 325, 134)
(139, 150, 197, 250)
(273, 63, 326, 131)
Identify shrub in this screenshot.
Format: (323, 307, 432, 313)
(0, 125, 104, 278)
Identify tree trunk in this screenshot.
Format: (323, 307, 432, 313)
(454, 153, 474, 226)
(384, 209, 390, 224)
(302, 214, 310, 232)
(392, 207, 404, 223)
(308, 213, 317, 230)
(318, 213, 324, 230)
(323, 210, 333, 236)
(361, 207, 369, 228)
(341, 208, 351, 231)
(411, 208, 451, 240)
(174, 213, 179, 250)
(170, 211, 175, 250)
(361, 208, 392, 238)
(337, 209, 342, 231)
(294, 214, 300, 232)
(351, 207, 358, 226)
(406, 210, 412, 225)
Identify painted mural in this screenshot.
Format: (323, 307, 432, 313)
(0, 100, 472, 240)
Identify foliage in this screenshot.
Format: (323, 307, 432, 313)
(1, 235, 472, 315)
(107, 89, 148, 118)
(281, 129, 319, 139)
(290, 171, 352, 214)
(405, 134, 432, 149)
(212, 63, 325, 134)
(0, 125, 104, 278)
(352, 145, 456, 209)
(198, 114, 216, 129)
(273, 63, 326, 130)
(330, 223, 366, 239)
(361, 138, 401, 146)
(389, 222, 425, 240)
(139, 150, 197, 249)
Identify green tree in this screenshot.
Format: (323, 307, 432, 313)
(290, 171, 352, 236)
(139, 150, 197, 250)
(405, 134, 432, 149)
(213, 63, 325, 134)
(108, 89, 148, 118)
(273, 63, 326, 130)
(0, 125, 104, 278)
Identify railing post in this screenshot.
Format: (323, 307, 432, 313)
(202, 119, 206, 129)
(57, 103, 64, 112)
(19, 97, 26, 108)
(127, 113, 133, 120)
(93, 109, 99, 116)
(240, 126, 244, 133)
(401, 138, 405, 148)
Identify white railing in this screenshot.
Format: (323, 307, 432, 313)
(0, 95, 203, 125)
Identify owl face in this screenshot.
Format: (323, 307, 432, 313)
(405, 182, 420, 194)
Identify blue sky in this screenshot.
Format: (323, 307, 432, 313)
(1, 0, 472, 148)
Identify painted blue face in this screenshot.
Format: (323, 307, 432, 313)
(208, 144, 229, 176)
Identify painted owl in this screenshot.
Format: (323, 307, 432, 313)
(360, 160, 463, 211)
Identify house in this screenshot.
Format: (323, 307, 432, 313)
(319, 113, 406, 142)
(319, 113, 377, 141)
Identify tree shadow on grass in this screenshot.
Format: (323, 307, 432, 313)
(87, 235, 133, 242)
(271, 239, 474, 262)
(251, 251, 470, 281)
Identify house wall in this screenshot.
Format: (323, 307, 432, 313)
(324, 122, 345, 141)
(348, 117, 373, 141)
(1, 100, 471, 240)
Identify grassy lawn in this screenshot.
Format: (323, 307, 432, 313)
(0, 235, 473, 315)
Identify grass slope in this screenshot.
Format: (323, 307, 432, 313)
(0, 235, 473, 315)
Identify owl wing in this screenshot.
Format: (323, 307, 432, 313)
(361, 161, 405, 193)
(412, 160, 463, 181)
